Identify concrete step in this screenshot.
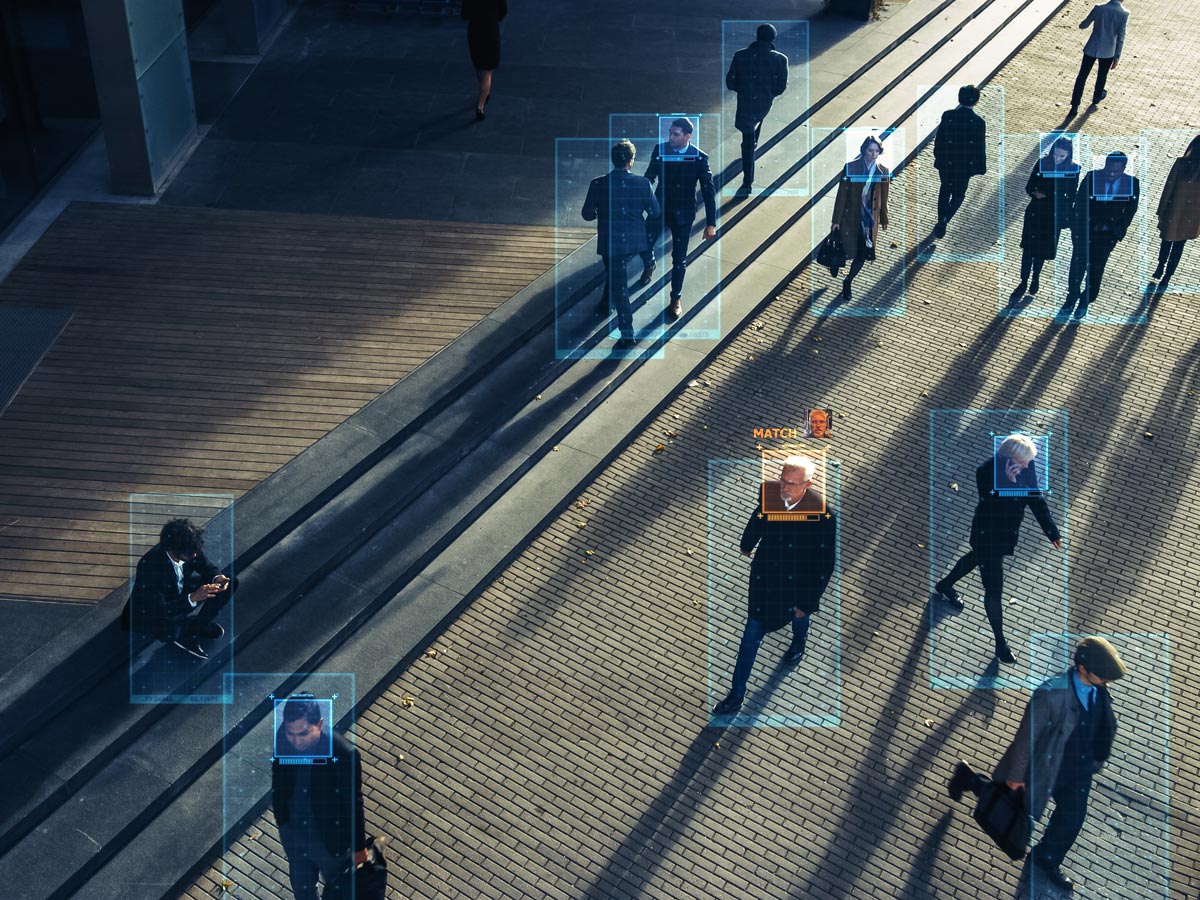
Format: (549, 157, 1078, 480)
(0, 0, 1066, 895)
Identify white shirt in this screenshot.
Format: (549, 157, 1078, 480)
(169, 553, 198, 607)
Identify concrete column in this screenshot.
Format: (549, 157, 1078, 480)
(81, 0, 198, 195)
(222, 0, 288, 55)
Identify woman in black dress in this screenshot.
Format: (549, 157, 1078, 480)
(1010, 136, 1079, 302)
(462, 0, 507, 121)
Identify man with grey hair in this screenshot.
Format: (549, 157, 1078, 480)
(934, 434, 1062, 664)
(714, 456, 837, 717)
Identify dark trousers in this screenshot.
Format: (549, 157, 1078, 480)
(280, 822, 342, 900)
(1156, 238, 1187, 284)
(1019, 249, 1046, 286)
(1067, 231, 1118, 302)
(937, 173, 973, 224)
(942, 550, 1007, 645)
(1036, 768, 1093, 867)
(642, 218, 694, 298)
(599, 253, 636, 338)
(739, 121, 764, 186)
(1071, 54, 1113, 106)
(165, 584, 234, 642)
(728, 613, 811, 700)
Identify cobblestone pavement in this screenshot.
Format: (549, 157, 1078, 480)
(180, 1, 1200, 897)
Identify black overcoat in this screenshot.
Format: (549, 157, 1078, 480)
(272, 730, 368, 858)
(725, 40, 789, 130)
(1020, 162, 1078, 260)
(968, 456, 1060, 556)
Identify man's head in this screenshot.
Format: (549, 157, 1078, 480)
(958, 84, 981, 107)
(611, 139, 637, 171)
(807, 408, 830, 438)
(779, 455, 816, 505)
(1074, 636, 1127, 685)
(756, 23, 777, 43)
(1102, 151, 1128, 179)
(668, 118, 694, 151)
(160, 518, 204, 562)
(997, 434, 1037, 473)
(279, 698, 325, 754)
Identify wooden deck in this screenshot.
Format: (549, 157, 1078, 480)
(0, 201, 591, 603)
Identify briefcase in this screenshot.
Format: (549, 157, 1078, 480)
(972, 781, 1032, 861)
(815, 230, 846, 277)
(322, 836, 389, 900)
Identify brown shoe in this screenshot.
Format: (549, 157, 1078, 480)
(668, 298, 682, 320)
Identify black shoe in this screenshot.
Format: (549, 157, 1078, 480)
(1033, 852, 1074, 891)
(667, 296, 682, 321)
(1067, 104, 1078, 118)
(172, 635, 209, 660)
(1028, 275, 1040, 295)
(842, 278, 852, 302)
(934, 579, 964, 610)
(637, 261, 656, 289)
(1152, 263, 1165, 281)
(785, 636, 807, 665)
(995, 642, 1017, 665)
(474, 107, 485, 122)
(1092, 89, 1107, 105)
(613, 337, 637, 351)
(947, 760, 977, 801)
(713, 694, 744, 716)
(194, 621, 224, 640)
(735, 182, 752, 197)
(934, 220, 947, 239)
(1009, 282, 1027, 303)
(1073, 302, 1089, 319)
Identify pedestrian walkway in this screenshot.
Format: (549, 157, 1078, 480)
(172, 1, 1200, 899)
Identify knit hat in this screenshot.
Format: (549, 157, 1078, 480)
(1075, 636, 1127, 681)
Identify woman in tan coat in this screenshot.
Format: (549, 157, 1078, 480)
(1154, 134, 1200, 292)
(831, 135, 891, 302)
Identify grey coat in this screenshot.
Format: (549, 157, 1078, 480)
(992, 669, 1117, 821)
(1080, 0, 1128, 60)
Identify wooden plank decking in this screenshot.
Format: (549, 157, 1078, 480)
(0, 201, 591, 603)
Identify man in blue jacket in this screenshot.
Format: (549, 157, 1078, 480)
(582, 140, 660, 349)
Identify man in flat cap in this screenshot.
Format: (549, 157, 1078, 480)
(948, 636, 1127, 892)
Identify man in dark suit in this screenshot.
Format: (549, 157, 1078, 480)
(272, 696, 370, 900)
(949, 636, 1126, 892)
(121, 518, 236, 660)
(725, 23, 789, 196)
(1065, 151, 1140, 318)
(582, 139, 660, 350)
(639, 118, 718, 320)
(934, 435, 1062, 664)
(713, 456, 837, 717)
(932, 84, 987, 238)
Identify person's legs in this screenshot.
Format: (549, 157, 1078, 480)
(1066, 230, 1088, 298)
(475, 69, 492, 112)
(1029, 256, 1045, 293)
(941, 549, 982, 587)
(641, 217, 660, 275)
(788, 612, 811, 658)
(937, 176, 953, 224)
(1035, 774, 1092, 867)
(597, 255, 611, 313)
(1161, 239, 1187, 288)
(1070, 54, 1097, 108)
(739, 120, 763, 187)
(1154, 238, 1172, 278)
(1092, 57, 1113, 102)
(1085, 237, 1116, 304)
(669, 221, 693, 299)
(727, 616, 769, 701)
(610, 253, 635, 338)
(279, 825, 323, 900)
(944, 175, 971, 223)
(978, 556, 1007, 647)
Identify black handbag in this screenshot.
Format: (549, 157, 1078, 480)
(973, 781, 1032, 861)
(322, 836, 389, 900)
(815, 230, 846, 277)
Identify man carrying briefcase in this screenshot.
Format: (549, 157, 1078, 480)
(947, 636, 1126, 893)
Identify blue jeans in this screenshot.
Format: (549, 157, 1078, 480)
(728, 614, 811, 700)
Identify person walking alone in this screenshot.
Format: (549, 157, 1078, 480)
(462, 0, 506, 121)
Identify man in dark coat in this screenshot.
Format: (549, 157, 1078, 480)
(272, 697, 370, 900)
(725, 23, 789, 195)
(639, 118, 718, 320)
(934, 435, 1062, 664)
(1064, 150, 1140, 318)
(120, 518, 236, 660)
(949, 636, 1126, 892)
(932, 84, 987, 238)
(582, 139, 660, 349)
(713, 456, 837, 717)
